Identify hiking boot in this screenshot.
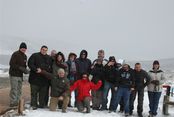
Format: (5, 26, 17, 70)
(86, 107, 90, 113)
(62, 110, 67, 113)
(138, 113, 143, 117)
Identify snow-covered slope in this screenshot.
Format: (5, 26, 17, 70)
(23, 90, 174, 117)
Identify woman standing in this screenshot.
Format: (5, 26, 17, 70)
(148, 60, 165, 117)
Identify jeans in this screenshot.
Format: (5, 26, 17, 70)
(112, 87, 131, 114)
(101, 81, 116, 110)
(148, 91, 161, 116)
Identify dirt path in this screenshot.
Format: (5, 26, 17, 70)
(0, 83, 30, 115)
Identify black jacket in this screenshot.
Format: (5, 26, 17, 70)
(91, 64, 105, 89)
(28, 52, 52, 86)
(117, 68, 135, 88)
(104, 64, 119, 86)
(75, 50, 91, 79)
(9, 50, 27, 77)
(134, 69, 150, 89)
(51, 76, 70, 97)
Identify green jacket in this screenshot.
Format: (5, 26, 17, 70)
(51, 76, 70, 97)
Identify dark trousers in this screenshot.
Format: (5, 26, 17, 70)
(148, 91, 161, 116)
(77, 97, 91, 113)
(30, 84, 47, 108)
(129, 88, 144, 114)
(101, 81, 116, 110)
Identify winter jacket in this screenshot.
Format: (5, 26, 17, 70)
(148, 69, 165, 92)
(75, 50, 92, 79)
(66, 60, 77, 78)
(51, 76, 70, 97)
(104, 64, 119, 86)
(28, 52, 52, 86)
(52, 61, 68, 77)
(134, 69, 151, 89)
(92, 58, 108, 66)
(70, 79, 102, 101)
(9, 50, 27, 77)
(90, 64, 105, 89)
(117, 68, 135, 89)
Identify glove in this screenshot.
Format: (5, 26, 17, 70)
(88, 74, 93, 81)
(19, 67, 29, 74)
(151, 80, 160, 85)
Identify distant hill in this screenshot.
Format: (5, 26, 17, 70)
(0, 54, 11, 66)
(127, 58, 174, 72)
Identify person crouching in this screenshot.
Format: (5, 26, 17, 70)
(70, 73, 102, 113)
(49, 68, 70, 113)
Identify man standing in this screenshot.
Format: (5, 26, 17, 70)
(112, 64, 135, 116)
(129, 63, 150, 117)
(75, 50, 91, 80)
(28, 45, 52, 109)
(9, 42, 28, 107)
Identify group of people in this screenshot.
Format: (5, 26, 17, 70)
(9, 42, 165, 117)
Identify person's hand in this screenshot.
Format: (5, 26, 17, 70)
(131, 88, 135, 91)
(19, 67, 30, 74)
(108, 62, 113, 66)
(151, 80, 160, 85)
(36, 68, 42, 73)
(114, 87, 118, 91)
(58, 96, 64, 100)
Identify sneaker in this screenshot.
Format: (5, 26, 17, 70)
(30, 106, 37, 110)
(109, 110, 116, 113)
(125, 113, 129, 117)
(86, 107, 90, 113)
(99, 107, 108, 111)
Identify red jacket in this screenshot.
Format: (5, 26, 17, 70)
(70, 79, 102, 101)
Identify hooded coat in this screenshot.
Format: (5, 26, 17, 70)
(75, 50, 92, 79)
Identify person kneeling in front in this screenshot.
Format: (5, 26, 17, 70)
(49, 68, 70, 113)
(70, 73, 102, 113)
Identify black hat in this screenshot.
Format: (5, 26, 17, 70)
(19, 42, 27, 49)
(153, 60, 159, 65)
(109, 56, 116, 62)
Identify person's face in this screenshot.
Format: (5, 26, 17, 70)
(57, 55, 62, 62)
(98, 52, 104, 59)
(51, 50, 57, 57)
(70, 55, 75, 61)
(58, 71, 65, 78)
(123, 64, 129, 71)
(81, 53, 86, 58)
(135, 64, 141, 72)
(40, 47, 48, 55)
(20, 48, 27, 53)
(82, 74, 88, 79)
(110, 61, 115, 65)
(153, 64, 159, 70)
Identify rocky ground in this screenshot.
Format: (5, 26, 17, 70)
(0, 77, 30, 116)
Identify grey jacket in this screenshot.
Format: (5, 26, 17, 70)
(147, 69, 165, 92)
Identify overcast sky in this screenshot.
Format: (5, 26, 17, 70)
(0, 0, 174, 61)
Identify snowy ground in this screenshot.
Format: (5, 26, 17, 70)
(21, 89, 174, 117)
(1, 64, 174, 117)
